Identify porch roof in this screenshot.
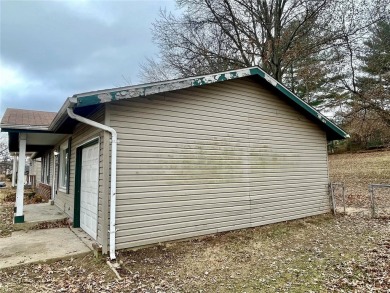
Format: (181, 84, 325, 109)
(1, 109, 67, 154)
(1, 108, 56, 131)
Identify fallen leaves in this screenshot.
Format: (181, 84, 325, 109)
(31, 218, 69, 230)
(0, 203, 13, 238)
(327, 239, 390, 291)
(0, 256, 118, 293)
(0, 151, 389, 292)
(109, 215, 389, 292)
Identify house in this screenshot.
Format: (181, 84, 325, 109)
(0, 67, 348, 259)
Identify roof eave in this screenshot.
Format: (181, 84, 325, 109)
(48, 98, 72, 132)
(73, 67, 258, 107)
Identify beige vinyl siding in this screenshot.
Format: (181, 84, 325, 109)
(54, 107, 106, 244)
(109, 77, 329, 250)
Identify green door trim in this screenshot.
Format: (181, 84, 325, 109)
(73, 138, 99, 228)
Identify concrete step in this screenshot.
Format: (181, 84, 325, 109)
(14, 202, 69, 231)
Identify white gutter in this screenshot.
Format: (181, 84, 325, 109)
(0, 124, 50, 131)
(66, 107, 118, 260)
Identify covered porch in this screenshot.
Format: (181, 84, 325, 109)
(9, 131, 66, 223)
(1, 108, 68, 223)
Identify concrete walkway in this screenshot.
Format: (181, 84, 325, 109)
(0, 228, 92, 269)
(24, 202, 67, 223)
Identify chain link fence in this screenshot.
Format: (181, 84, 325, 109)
(369, 184, 390, 218)
(330, 182, 390, 218)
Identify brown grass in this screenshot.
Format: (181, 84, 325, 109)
(329, 150, 390, 209)
(113, 215, 389, 292)
(1, 151, 389, 292)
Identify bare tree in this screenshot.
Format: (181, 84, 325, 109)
(141, 0, 388, 104)
(0, 137, 12, 175)
(139, 57, 178, 83)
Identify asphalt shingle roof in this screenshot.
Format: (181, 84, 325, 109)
(1, 108, 57, 129)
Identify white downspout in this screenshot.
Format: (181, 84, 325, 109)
(67, 107, 118, 260)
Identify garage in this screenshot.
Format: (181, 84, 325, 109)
(78, 141, 99, 240)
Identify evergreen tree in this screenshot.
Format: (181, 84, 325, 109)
(339, 20, 390, 149)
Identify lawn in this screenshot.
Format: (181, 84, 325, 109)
(329, 150, 390, 210)
(0, 215, 389, 292)
(0, 151, 389, 292)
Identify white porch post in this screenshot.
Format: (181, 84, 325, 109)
(11, 154, 17, 188)
(15, 133, 26, 223)
(51, 151, 57, 201)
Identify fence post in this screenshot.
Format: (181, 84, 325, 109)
(329, 183, 336, 215)
(329, 182, 347, 215)
(369, 184, 375, 218)
(342, 185, 346, 214)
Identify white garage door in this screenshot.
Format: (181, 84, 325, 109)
(80, 143, 99, 240)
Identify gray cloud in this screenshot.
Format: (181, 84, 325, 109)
(0, 0, 176, 116)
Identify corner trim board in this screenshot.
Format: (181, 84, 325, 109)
(14, 215, 24, 223)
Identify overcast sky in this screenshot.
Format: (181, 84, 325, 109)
(0, 0, 177, 118)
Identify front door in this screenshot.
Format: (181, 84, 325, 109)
(79, 143, 99, 239)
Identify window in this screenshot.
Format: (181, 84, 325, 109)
(58, 142, 70, 191)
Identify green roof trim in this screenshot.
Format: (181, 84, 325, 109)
(74, 66, 348, 140)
